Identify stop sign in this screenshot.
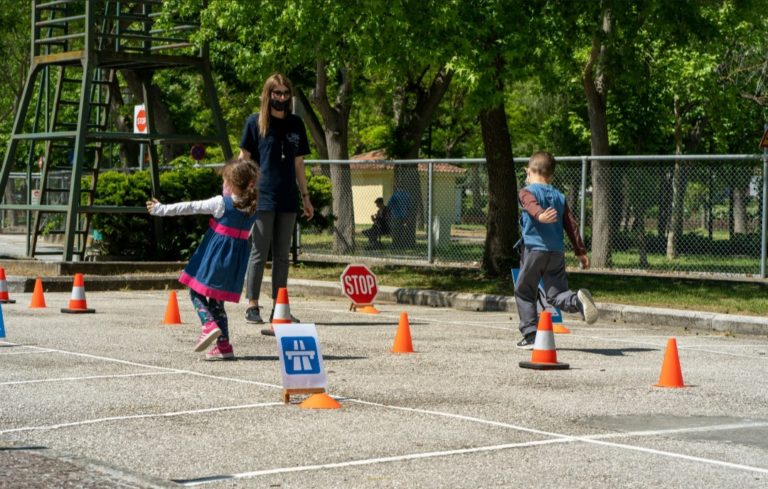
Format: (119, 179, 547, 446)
(340, 264, 378, 305)
(133, 104, 148, 134)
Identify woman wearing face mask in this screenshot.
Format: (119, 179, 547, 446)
(238, 73, 314, 333)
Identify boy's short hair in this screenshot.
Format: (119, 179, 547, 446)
(374, 197, 384, 205)
(528, 151, 556, 178)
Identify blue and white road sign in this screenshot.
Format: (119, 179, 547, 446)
(274, 323, 327, 390)
(511, 268, 564, 323)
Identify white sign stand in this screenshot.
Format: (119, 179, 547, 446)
(274, 323, 327, 403)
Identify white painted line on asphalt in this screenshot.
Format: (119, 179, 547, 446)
(2, 344, 183, 372)
(346, 399, 768, 477)
(0, 402, 284, 435)
(174, 438, 571, 486)
(589, 420, 768, 440)
(0, 371, 183, 387)
(176, 417, 768, 486)
(0, 349, 58, 356)
(9, 339, 768, 481)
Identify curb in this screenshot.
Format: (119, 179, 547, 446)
(6, 275, 767, 336)
(285, 278, 768, 336)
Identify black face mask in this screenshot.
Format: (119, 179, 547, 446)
(270, 99, 289, 112)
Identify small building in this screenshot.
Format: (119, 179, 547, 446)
(349, 150, 466, 247)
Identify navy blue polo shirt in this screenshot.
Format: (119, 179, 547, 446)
(239, 113, 310, 212)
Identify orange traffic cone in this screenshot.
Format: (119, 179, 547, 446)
(553, 322, 571, 334)
(0, 268, 15, 304)
(391, 311, 414, 353)
(163, 290, 182, 324)
(655, 337, 686, 388)
(263, 287, 292, 336)
(299, 392, 342, 410)
(29, 278, 46, 309)
(61, 273, 95, 313)
(519, 311, 569, 370)
(358, 304, 380, 314)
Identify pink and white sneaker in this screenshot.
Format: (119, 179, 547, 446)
(194, 321, 221, 352)
(206, 340, 235, 361)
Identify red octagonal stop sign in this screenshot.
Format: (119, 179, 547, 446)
(340, 264, 378, 305)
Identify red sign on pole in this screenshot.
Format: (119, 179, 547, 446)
(134, 104, 148, 134)
(340, 264, 378, 306)
(760, 128, 768, 149)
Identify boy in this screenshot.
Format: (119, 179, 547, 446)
(515, 151, 598, 349)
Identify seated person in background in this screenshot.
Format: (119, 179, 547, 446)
(362, 197, 389, 248)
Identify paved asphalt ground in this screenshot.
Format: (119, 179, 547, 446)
(1, 285, 768, 488)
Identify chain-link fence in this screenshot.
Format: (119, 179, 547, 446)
(2, 156, 765, 279)
(300, 155, 768, 279)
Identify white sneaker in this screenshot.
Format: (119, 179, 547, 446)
(577, 289, 598, 324)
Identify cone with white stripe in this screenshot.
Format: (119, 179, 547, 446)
(262, 287, 291, 336)
(519, 311, 569, 370)
(61, 273, 95, 314)
(0, 268, 15, 304)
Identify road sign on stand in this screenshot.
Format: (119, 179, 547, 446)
(760, 128, 768, 149)
(275, 323, 327, 403)
(340, 264, 379, 313)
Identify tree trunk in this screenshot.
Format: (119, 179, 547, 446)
(480, 103, 519, 276)
(733, 184, 747, 234)
(390, 67, 454, 248)
(583, 8, 614, 269)
(667, 98, 686, 260)
(309, 61, 354, 254)
(326, 133, 354, 253)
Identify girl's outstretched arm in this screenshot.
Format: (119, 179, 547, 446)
(146, 196, 225, 218)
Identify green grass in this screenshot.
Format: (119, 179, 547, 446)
(289, 262, 768, 317)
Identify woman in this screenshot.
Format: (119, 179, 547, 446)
(239, 73, 314, 333)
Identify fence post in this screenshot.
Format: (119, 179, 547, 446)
(427, 161, 434, 263)
(761, 124, 767, 278)
(580, 156, 587, 243)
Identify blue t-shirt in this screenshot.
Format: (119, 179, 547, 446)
(239, 113, 310, 212)
(520, 183, 566, 252)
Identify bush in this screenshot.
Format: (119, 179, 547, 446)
(91, 165, 335, 259)
(92, 167, 221, 260)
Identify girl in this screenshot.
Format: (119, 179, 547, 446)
(147, 158, 259, 360)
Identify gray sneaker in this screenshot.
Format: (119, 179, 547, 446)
(577, 289, 598, 324)
(245, 306, 264, 324)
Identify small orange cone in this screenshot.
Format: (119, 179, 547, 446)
(655, 337, 686, 388)
(263, 287, 292, 336)
(0, 268, 16, 304)
(519, 312, 569, 370)
(29, 278, 46, 309)
(391, 311, 414, 353)
(61, 273, 95, 313)
(553, 322, 571, 334)
(358, 305, 380, 314)
(299, 392, 342, 409)
(163, 290, 182, 324)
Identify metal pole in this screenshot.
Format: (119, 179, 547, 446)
(427, 161, 434, 263)
(580, 156, 587, 242)
(761, 124, 767, 278)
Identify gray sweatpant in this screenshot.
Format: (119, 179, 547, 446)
(245, 211, 297, 303)
(514, 248, 581, 336)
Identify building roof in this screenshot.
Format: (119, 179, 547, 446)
(349, 149, 466, 174)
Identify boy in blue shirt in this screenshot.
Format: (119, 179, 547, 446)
(515, 151, 598, 349)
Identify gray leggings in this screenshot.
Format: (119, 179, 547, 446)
(245, 211, 297, 303)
